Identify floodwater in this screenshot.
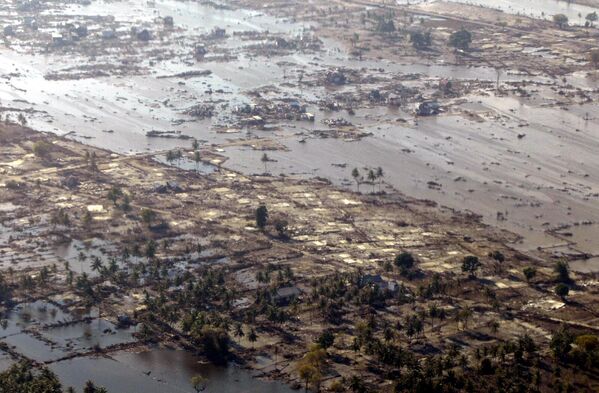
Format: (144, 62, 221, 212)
(0, 298, 292, 392)
(402, 0, 599, 24)
(2, 333, 68, 362)
(0, 300, 74, 338)
(223, 92, 599, 252)
(570, 257, 599, 273)
(51, 348, 294, 393)
(42, 319, 137, 351)
(0, 0, 597, 258)
(53, 238, 121, 276)
(0, 0, 598, 388)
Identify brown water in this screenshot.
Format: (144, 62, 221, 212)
(1, 301, 293, 392)
(2, 0, 598, 261)
(401, 0, 599, 24)
(50, 348, 294, 393)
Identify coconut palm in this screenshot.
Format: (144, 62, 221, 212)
(376, 166, 384, 191)
(193, 151, 201, 172)
(351, 168, 361, 192)
(90, 256, 103, 274)
(261, 153, 269, 172)
(367, 169, 376, 193)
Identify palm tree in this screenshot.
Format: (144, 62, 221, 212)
(248, 328, 257, 348)
(429, 303, 440, 330)
(106, 185, 122, 206)
(108, 258, 118, 274)
(90, 257, 102, 274)
(376, 166, 384, 191)
(193, 151, 201, 172)
(78, 251, 87, 274)
(459, 306, 472, 330)
(7, 267, 14, 285)
(349, 375, 366, 393)
(367, 169, 376, 193)
(140, 208, 156, 228)
(261, 153, 269, 172)
(351, 338, 360, 362)
(351, 168, 361, 192)
(234, 323, 244, 339)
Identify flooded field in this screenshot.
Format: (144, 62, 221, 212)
(51, 348, 294, 393)
(403, 0, 599, 24)
(0, 298, 291, 392)
(2, 0, 599, 391)
(0, 0, 596, 260)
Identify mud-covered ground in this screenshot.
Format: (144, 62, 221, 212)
(0, 0, 598, 267)
(0, 123, 598, 391)
(1, 0, 599, 391)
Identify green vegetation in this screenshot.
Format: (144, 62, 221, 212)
(261, 153, 269, 172)
(83, 381, 108, 393)
(394, 252, 415, 276)
(165, 149, 183, 165)
(296, 344, 327, 391)
(553, 14, 569, 29)
(375, 17, 395, 34)
(523, 266, 537, 282)
(190, 375, 207, 392)
(255, 204, 268, 230)
(554, 261, 571, 283)
(555, 283, 569, 300)
(0, 361, 107, 393)
(274, 219, 289, 239)
(140, 208, 157, 227)
(351, 168, 362, 192)
(461, 255, 481, 278)
(32, 140, 52, 158)
(586, 11, 598, 27)
(410, 31, 432, 49)
(106, 185, 122, 206)
(316, 330, 335, 349)
(448, 29, 472, 50)
(0, 362, 61, 393)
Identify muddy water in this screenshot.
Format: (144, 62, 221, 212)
(1, 0, 598, 259)
(402, 0, 599, 24)
(2, 333, 68, 362)
(571, 257, 599, 273)
(0, 301, 75, 339)
(0, 0, 553, 154)
(42, 319, 137, 351)
(0, 0, 598, 388)
(0, 299, 291, 392)
(50, 348, 294, 393)
(53, 238, 121, 276)
(223, 91, 599, 252)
